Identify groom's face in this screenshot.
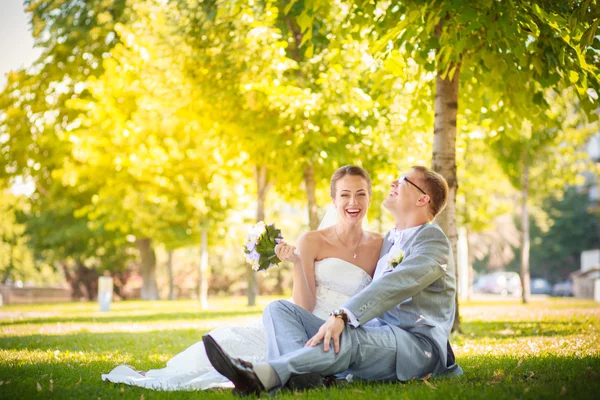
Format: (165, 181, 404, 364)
(383, 170, 426, 214)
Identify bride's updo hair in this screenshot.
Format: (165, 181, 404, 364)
(330, 165, 372, 198)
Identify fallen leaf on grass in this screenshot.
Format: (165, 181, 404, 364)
(37, 382, 42, 392)
(76, 376, 82, 385)
(421, 373, 436, 390)
(517, 356, 524, 368)
(560, 387, 567, 396)
(489, 370, 505, 385)
(120, 387, 125, 393)
(50, 379, 54, 392)
(524, 371, 535, 381)
(422, 379, 437, 390)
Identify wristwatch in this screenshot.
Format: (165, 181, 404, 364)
(330, 308, 349, 324)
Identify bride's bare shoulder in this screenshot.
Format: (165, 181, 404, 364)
(296, 229, 328, 253)
(298, 229, 329, 243)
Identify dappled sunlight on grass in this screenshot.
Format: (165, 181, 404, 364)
(0, 296, 281, 336)
(454, 299, 600, 362)
(458, 334, 598, 358)
(0, 315, 260, 336)
(1, 296, 599, 399)
(0, 296, 282, 314)
(0, 348, 137, 366)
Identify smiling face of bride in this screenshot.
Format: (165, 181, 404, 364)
(332, 174, 371, 226)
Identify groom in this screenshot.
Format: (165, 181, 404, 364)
(204, 165, 462, 395)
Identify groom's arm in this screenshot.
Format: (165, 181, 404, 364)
(342, 225, 450, 327)
(341, 230, 393, 327)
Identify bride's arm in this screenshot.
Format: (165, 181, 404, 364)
(276, 232, 319, 312)
(292, 233, 319, 312)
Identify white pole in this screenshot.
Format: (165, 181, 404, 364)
(457, 227, 470, 301)
(98, 276, 113, 311)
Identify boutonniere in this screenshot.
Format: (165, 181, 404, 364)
(386, 249, 405, 271)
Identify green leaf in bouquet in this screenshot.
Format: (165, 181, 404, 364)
(256, 237, 273, 254)
(259, 256, 272, 271)
(264, 224, 282, 246)
(267, 253, 281, 264)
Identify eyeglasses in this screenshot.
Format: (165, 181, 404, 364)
(402, 176, 427, 196)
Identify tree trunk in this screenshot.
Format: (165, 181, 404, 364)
(77, 261, 98, 301)
(61, 261, 99, 301)
(249, 165, 271, 306)
(135, 238, 160, 300)
(432, 59, 461, 332)
(520, 161, 531, 304)
(167, 250, 176, 300)
(111, 270, 131, 300)
(61, 262, 84, 300)
(274, 267, 284, 295)
(199, 229, 209, 309)
(304, 163, 319, 230)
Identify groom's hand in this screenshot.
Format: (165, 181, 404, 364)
(305, 316, 345, 353)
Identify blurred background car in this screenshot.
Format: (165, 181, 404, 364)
(552, 279, 574, 297)
(474, 271, 523, 297)
(530, 278, 553, 295)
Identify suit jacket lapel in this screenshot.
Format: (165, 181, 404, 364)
(380, 231, 394, 258)
(379, 223, 430, 268)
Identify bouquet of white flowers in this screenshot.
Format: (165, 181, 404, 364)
(243, 221, 284, 272)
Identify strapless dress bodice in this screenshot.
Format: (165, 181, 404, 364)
(312, 258, 373, 319)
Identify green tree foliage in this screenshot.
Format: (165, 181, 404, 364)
(508, 187, 600, 282)
(0, 191, 35, 282)
(286, 0, 599, 328)
(1, 0, 128, 187)
(489, 88, 598, 302)
(1, 0, 598, 309)
(64, 1, 239, 299)
(0, 0, 131, 293)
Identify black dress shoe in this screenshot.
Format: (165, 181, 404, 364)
(286, 373, 324, 391)
(203, 334, 265, 396)
(286, 374, 343, 391)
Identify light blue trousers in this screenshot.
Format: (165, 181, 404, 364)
(262, 300, 426, 386)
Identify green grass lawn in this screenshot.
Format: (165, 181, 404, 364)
(1, 296, 599, 399)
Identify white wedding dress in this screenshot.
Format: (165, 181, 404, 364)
(102, 258, 372, 391)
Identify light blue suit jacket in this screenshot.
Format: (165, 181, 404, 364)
(343, 223, 462, 380)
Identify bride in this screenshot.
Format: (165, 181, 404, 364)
(102, 165, 383, 390)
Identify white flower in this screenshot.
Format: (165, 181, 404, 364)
(387, 249, 404, 270)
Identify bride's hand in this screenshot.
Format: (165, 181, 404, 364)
(275, 242, 300, 264)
